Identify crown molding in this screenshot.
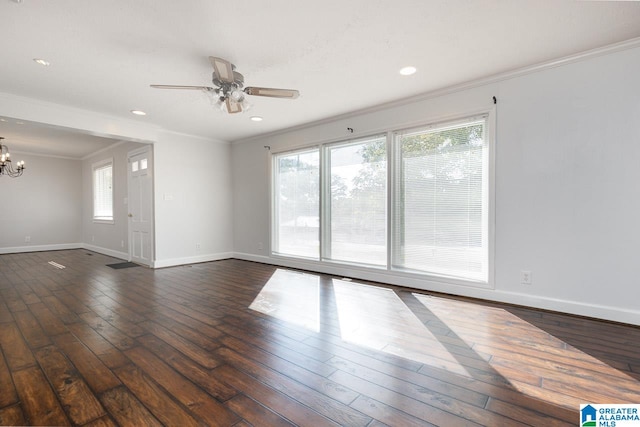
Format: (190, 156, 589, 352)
(233, 36, 640, 145)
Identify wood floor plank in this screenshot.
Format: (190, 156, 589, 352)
(139, 320, 220, 369)
(213, 364, 342, 427)
(0, 288, 28, 312)
(83, 415, 119, 427)
(328, 360, 528, 425)
(327, 355, 489, 408)
(0, 322, 36, 370)
(89, 303, 146, 337)
(79, 311, 136, 350)
(215, 346, 371, 427)
(329, 369, 483, 427)
(52, 289, 93, 314)
(100, 386, 163, 427)
(114, 364, 202, 427)
(15, 284, 41, 305)
(0, 404, 26, 426)
(125, 346, 240, 426)
(13, 309, 52, 349)
(28, 302, 68, 336)
(91, 295, 147, 323)
(137, 334, 238, 401)
(220, 334, 355, 405)
(225, 393, 296, 427)
(67, 323, 130, 369)
(484, 397, 573, 427)
(223, 317, 334, 363)
(41, 294, 81, 324)
(53, 333, 121, 394)
(0, 346, 19, 408)
(218, 326, 337, 377)
(148, 313, 220, 350)
(0, 297, 13, 323)
(1, 251, 639, 427)
(12, 365, 70, 426)
(350, 395, 437, 427)
(149, 308, 223, 340)
(34, 345, 106, 425)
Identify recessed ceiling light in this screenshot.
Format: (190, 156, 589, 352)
(0, 118, 6, 122)
(16, 121, 24, 125)
(399, 66, 417, 76)
(250, 116, 263, 122)
(33, 58, 50, 66)
(130, 110, 146, 116)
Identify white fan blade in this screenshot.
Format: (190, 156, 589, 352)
(244, 87, 299, 99)
(209, 56, 235, 84)
(150, 85, 215, 92)
(225, 98, 242, 114)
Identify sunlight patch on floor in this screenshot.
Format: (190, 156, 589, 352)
(332, 279, 470, 376)
(249, 269, 320, 332)
(412, 293, 640, 407)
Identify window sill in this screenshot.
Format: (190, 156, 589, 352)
(93, 219, 114, 225)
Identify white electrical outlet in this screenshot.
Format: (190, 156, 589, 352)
(257, 242, 263, 250)
(24, 236, 31, 243)
(196, 243, 201, 251)
(121, 240, 124, 248)
(521, 270, 532, 285)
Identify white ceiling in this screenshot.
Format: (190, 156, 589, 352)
(0, 118, 122, 158)
(1, 0, 640, 158)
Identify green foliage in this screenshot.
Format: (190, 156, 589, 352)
(360, 124, 483, 162)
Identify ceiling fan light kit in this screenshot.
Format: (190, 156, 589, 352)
(151, 56, 299, 114)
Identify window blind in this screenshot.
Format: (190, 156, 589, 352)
(393, 118, 488, 281)
(93, 162, 113, 221)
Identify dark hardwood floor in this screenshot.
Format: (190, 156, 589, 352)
(1, 250, 639, 426)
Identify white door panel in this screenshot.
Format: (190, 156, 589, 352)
(128, 148, 153, 266)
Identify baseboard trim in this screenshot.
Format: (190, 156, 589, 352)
(81, 244, 129, 261)
(2, 246, 635, 325)
(153, 252, 234, 269)
(0, 243, 81, 254)
(233, 252, 640, 326)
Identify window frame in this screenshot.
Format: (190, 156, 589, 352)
(390, 115, 491, 283)
(269, 108, 495, 289)
(271, 147, 321, 260)
(321, 134, 388, 267)
(92, 157, 114, 224)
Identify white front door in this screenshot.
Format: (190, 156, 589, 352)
(128, 147, 153, 266)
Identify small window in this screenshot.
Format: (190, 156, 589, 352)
(131, 161, 139, 172)
(140, 158, 148, 170)
(93, 159, 114, 223)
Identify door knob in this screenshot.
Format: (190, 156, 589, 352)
(128, 213, 133, 217)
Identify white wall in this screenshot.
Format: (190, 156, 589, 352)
(153, 131, 234, 268)
(232, 45, 640, 325)
(0, 93, 235, 268)
(82, 141, 148, 259)
(0, 153, 82, 253)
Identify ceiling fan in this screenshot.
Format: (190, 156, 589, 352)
(151, 56, 299, 114)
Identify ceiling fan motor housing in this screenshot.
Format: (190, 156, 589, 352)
(213, 71, 245, 99)
(150, 56, 299, 114)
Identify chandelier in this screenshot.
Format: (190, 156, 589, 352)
(0, 137, 25, 178)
